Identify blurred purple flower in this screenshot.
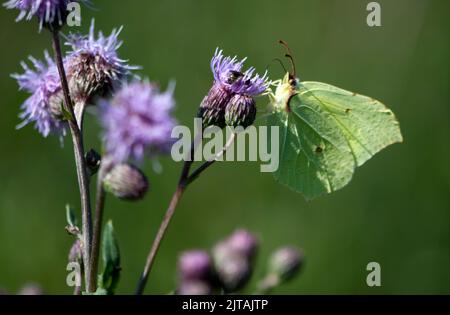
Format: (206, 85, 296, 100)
(269, 246, 303, 281)
(227, 229, 259, 260)
(178, 250, 212, 281)
(99, 80, 176, 163)
(12, 51, 67, 139)
(177, 281, 212, 295)
(3, 0, 88, 30)
(65, 20, 138, 102)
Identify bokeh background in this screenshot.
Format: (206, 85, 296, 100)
(0, 0, 449, 294)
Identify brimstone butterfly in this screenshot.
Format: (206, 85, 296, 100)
(267, 41, 403, 199)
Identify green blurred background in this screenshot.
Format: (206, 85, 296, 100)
(0, 0, 449, 294)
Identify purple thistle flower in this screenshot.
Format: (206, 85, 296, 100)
(99, 80, 176, 164)
(3, 0, 88, 30)
(211, 48, 268, 96)
(198, 48, 268, 128)
(65, 20, 138, 102)
(12, 50, 67, 139)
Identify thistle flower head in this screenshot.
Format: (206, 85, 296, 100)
(12, 51, 67, 139)
(211, 48, 268, 96)
(66, 20, 138, 102)
(3, 0, 87, 30)
(99, 79, 176, 163)
(199, 48, 268, 128)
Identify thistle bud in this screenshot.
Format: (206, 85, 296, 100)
(103, 164, 149, 201)
(212, 230, 258, 292)
(214, 254, 251, 292)
(268, 247, 303, 281)
(225, 94, 257, 128)
(227, 229, 259, 261)
(177, 280, 213, 295)
(178, 250, 213, 282)
(197, 83, 230, 129)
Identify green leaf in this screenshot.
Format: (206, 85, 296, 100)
(66, 204, 78, 227)
(98, 220, 121, 294)
(268, 76, 402, 199)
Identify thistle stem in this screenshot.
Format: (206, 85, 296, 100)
(89, 159, 113, 292)
(135, 183, 186, 295)
(51, 29, 93, 293)
(135, 133, 236, 294)
(186, 133, 236, 185)
(256, 274, 279, 294)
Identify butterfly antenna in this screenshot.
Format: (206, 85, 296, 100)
(266, 58, 288, 74)
(278, 40, 297, 77)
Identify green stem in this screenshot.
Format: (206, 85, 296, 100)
(89, 159, 113, 292)
(135, 133, 235, 294)
(51, 29, 93, 293)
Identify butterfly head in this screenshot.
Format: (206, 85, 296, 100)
(269, 41, 300, 112)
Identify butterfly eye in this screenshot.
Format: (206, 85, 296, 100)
(289, 77, 299, 88)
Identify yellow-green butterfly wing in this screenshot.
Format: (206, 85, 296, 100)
(268, 74, 403, 199)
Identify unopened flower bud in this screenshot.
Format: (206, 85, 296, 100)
(177, 280, 212, 295)
(103, 164, 149, 201)
(198, 83, 231, 129)
(227, 229, 259, 261)
(214, 254, 251, 293)
(225, 94, 257, 128)
(178, 250, 212, 282)
(212, 230, 258, 292)
(268, 247, 303, 281)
